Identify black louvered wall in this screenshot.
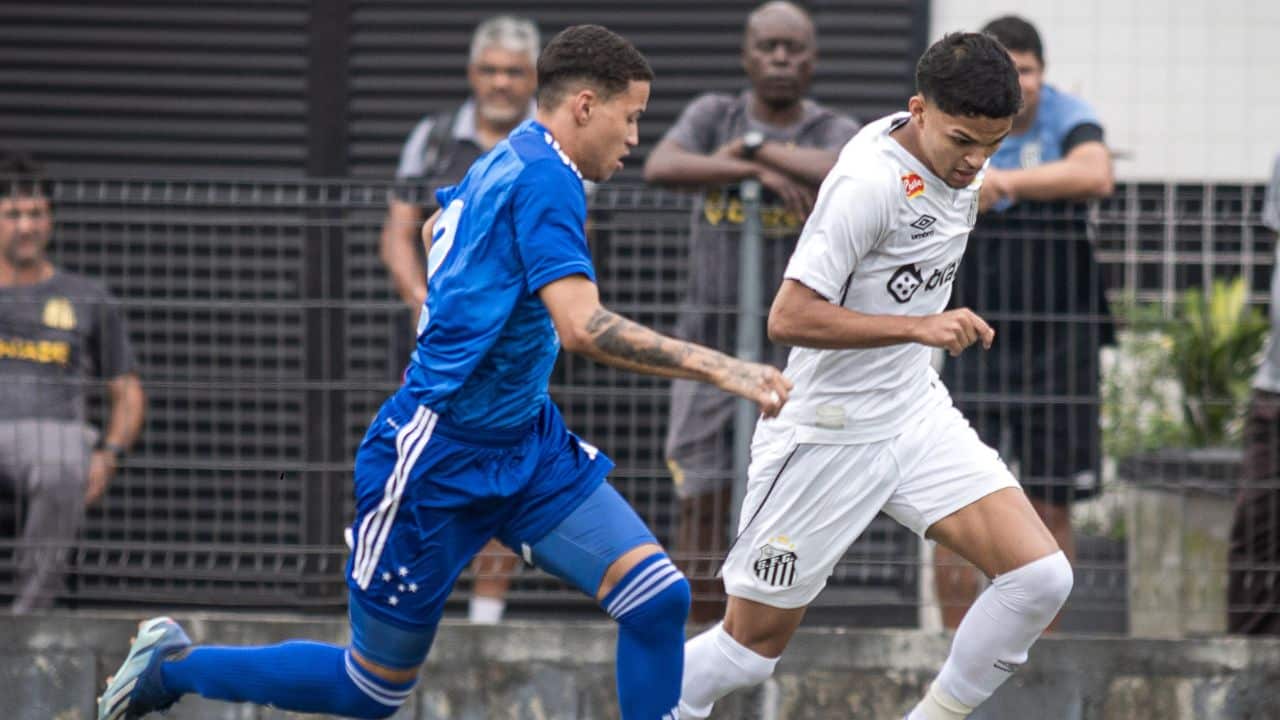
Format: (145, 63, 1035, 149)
(0, 1, 311, 177)
(347, 0, 927, 178)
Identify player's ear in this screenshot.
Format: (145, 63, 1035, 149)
(572, 88, 597, 126)
(908, 94, 926, 127)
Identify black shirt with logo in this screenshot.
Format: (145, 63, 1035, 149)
(0, 271, 137, 421)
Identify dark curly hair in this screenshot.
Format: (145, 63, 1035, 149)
(0, 150, 49, 201)
(536, 25, 653, 108)
(916, 32, 1021, 119)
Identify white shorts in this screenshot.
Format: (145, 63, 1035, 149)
(722, 383, 1018, 609)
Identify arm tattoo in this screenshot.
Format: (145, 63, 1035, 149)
(586, 308, 694, 370)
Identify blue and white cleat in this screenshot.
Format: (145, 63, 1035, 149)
(97, 616, 190, 719)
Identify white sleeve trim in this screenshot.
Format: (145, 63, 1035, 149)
(395, 117, 436, 179)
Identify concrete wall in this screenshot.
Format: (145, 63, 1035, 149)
(929, 0, 1280, 183)
(5, 612, 1280, 719)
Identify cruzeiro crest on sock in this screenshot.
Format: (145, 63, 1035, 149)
(753, 535, 797, 587)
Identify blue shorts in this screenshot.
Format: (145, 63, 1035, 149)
(345, 388, 654, 662)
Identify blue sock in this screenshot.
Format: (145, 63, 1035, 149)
(602, 553, 691, 720)
(160, 641, 415, 719)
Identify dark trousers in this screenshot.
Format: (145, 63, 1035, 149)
(1228, 390, 1280, 634)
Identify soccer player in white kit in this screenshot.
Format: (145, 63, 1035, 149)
(679, 32, 1074, 720)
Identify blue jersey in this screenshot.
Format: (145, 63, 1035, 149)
(990, 83, 1100, 174)
(402, 119, 594, 431)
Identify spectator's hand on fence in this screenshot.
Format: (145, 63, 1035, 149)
(756, 167, 815, 218)
(714, 360, 793, 418)
(85, 450, 117, 506)
(911, 308, 995, 357)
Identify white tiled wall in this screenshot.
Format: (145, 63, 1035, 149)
(930, 0, 1280, 181)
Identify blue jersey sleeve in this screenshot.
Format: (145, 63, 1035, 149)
(510, 160, 596, 292)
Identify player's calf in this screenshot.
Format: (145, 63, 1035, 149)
(602, 552, 691, 720)
(911, 550, 1073, 720)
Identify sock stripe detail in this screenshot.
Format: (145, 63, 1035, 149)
(606, 556, 681, 619)
(343, 652, 414, 707)
(612, 569, 683, 619)
(604, 556, 675, 609)
(604, 558, 670, 615)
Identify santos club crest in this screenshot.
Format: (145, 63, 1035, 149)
(754, 536, 798, 587)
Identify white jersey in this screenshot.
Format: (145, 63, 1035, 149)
(777, 112, 983, 444)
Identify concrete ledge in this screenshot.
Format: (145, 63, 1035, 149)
(4, 612, 1279, 719)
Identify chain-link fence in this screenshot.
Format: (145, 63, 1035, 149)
(0, 177, 1274, 635)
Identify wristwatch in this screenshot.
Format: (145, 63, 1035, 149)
(100, 441, 127, 461)
(741, 130, 766, 160)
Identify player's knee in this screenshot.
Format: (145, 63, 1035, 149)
(605, 553, 690, 631)
(997, 550, 1073, 625)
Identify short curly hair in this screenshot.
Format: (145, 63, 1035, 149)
(916, 32, 1021, 119)
(536, 25, 653, 108)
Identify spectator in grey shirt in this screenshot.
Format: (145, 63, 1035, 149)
(0, 152, 144, 614)
(643, 0, 859, 622)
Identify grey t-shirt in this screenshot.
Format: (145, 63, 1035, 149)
(0, 271, 137, 421)
(661, 91, 859, 491)
(664, 90, 860, 360)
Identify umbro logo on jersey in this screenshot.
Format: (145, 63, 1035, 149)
(901, 173, 925, 199)
(910, 214, 936, 239)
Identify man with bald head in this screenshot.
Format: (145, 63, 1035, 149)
(644, 0, 859, 623)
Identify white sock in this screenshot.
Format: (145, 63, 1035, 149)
(468, 595, 505, 625)
(918, 551, 1073, 714)
(907, 681, 974, 720)
(678, 622, 778, 719)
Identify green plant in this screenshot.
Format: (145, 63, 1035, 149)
(1103, 277, 1269, 456)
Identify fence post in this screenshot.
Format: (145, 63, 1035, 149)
(733, 180, 764, 524)
(303, 0, 351, 600)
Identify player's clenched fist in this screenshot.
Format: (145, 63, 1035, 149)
(714, 361, 793, 418)
(911, 308, 995, 357)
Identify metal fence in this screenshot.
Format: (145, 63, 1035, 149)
(0, 177, 1274, 635)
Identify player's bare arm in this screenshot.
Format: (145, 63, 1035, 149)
(982, 141, 1113, 208)
(540, 274, 791, 417)
(769, 278, 994, 356)
(380, 199, 428, 308)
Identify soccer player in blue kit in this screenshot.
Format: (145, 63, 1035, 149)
(97, 24, 792, 720)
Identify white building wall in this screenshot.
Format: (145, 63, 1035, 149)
(929, 0, 1280, 182)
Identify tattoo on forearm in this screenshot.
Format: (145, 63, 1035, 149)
(584, 308, 730, 376)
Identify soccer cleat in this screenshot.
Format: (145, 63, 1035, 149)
(97, 616, 190, 720)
